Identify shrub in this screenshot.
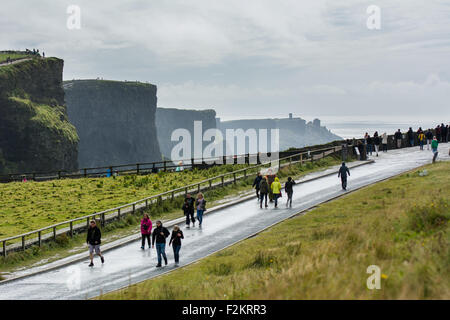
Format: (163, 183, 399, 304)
(407, 198, 449, 232)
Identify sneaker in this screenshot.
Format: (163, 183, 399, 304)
(199, 224, 202, 229)
(101, 256, 105, 264)
(164, 257, 168, 265)
(141, 246, 145, 250)
(265, 204, 268, 208)
(88, 262, 94, 267)
(156, 264, 162, 268)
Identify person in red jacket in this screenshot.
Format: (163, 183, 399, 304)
(140, 213, 153, 249)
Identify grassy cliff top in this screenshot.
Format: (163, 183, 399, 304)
(63, 79, 156, 88)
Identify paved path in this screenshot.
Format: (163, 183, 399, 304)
(0, 57, 33, 67)
(0, 144, 448, 300)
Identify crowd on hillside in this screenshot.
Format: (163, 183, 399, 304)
(359, 123, 448, 161)
(1, 49, 45, 65)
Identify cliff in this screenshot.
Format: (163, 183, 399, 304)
(0, 58, 78, 174)
(156, 108, 217, 159)
(217, 115, 341, 152)
(64, 80, 161, 168)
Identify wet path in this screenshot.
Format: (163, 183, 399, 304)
(0, 144, 448, 299)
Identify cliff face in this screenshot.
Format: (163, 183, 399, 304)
(0, 58, 79, 174)
(156, 108, 217, 159)
(64, 80, 161, 168)
(217, 116, 341, 152)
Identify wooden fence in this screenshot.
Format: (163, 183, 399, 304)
(1, 145, 346, 256)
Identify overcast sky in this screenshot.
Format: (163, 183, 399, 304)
(2, 0, 450, 122)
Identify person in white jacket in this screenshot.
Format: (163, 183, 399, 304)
(381, 132, 388, 152)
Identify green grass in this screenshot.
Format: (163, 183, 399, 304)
(0, 156, 343, 274)
(100, 161, 450, 300)
(9, 96, 79, 143)
(0, 53, 30, 64)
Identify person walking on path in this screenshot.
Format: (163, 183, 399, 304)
(284, 177, 296, 207)
(259, 176, 269, 208)
(366, 135, 373, 156)
(394, 129, 403, 149)
(426, 129, 433, 150)
(441, 124, 448, 143)
(252, 173, 263, 200)
(152, 220, 170, 267)
(87, 220, 104, 267)
(407, 127, 414, 147)
(140, 213, 152, 249)
(435, 125, 441, 142)
(270, 177, 282, 208)
(182, 193, 195, 228)
(338, 162, 350, 191)
(418, 131, 426, 151)
(373, 131, 380, 156)
(195, 193, 207, 228)
(169, 225, 184, 266)
(431, 136, 439, 163)
(381, 132, 388, 152)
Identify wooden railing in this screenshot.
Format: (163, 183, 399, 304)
(0, 145, 346, 256)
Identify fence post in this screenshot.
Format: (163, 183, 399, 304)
(233, 173, 236, 184)
(209, 179, 212, 189)
(58, 171, 61, 179)
(38, 231, 41, 247)
(164, 161, 167, 172)
(101, 213, 105, 227)
(132, 203, 136, 213)
(171, 191, 174, 200)
(137, 164, 140, 175)
(87, 218, 90, 228)
(33, 173, 36, 181)
(145, 199, 148, 208)
(197, 183, 200, 193)
(185, 187, 188, 196)
(117, 208, 121, 220)
(300, 154, 303, 166)
(69, 222, 73, 237)
(84, 168, 87, 177)
(221, 176, 224, 187)
(3, 241, 6, 257)
(22, 236, 25, 251)
(53, 226, 57, 240)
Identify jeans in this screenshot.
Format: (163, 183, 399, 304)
(197, 209, 204, 225)
(410, 139, 414, 147)
(155, 243, 167, 265)
(382, 144, 387, 152)
(141, 234, 150, 248)
(173, 245, 181, 263)
(419, 140, 424, 150)
(260, 193, 268, 207)
(367, 144, 373, 155)
(274, 193, 280, 207)
(341, 177, 347, 190)
(286, 191, 293, 205)
(185, 211, 195, 225)
(255, 188, 260, 199)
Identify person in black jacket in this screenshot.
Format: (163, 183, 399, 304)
(252, 173, 263, 200)
(373, 131, 380, 157)
(182, 193, 195, 228)
(169, 225, 184, 266)
(366, 135, 373, 156)
(338, 162, 350, 190)
(284, 177, 296, 207)
(407, 127, 414, 147)
(426, 129, 433, 150)
(86, 220, 104, 267)
(152, 220, 170, 267)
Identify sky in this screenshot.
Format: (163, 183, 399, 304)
(1, 0, 450, 123)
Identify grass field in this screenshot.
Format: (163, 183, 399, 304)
(0, 156, 344, 275)
(101, 161, 450, 300)
(0, 164, 252, 239)
(0, 53, 30, 64)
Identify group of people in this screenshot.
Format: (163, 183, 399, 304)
(252, 173, 296, 209)
(362, 124, 447, 161)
